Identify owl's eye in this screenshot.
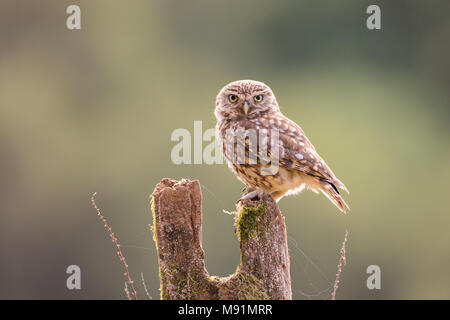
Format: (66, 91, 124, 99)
(228, 94, 238, 103)
(254, 95, 263, 102)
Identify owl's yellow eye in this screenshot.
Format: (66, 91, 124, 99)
(228, 94, 238, 103)
(254, 95, 263, 102)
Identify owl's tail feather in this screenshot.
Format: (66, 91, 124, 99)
(319, 181, 350, 214)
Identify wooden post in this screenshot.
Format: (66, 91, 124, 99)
(151, 178, 292, 300)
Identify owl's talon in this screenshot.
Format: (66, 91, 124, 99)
(237, 189, 266, 203)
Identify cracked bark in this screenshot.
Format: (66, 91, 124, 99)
(151, 178, 292, 300)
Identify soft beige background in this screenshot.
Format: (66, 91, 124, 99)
(0, 0, 449, 299)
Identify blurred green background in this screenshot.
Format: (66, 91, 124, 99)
(1, 0, 449, 299)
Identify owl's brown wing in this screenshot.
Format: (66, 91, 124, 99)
(259, 114, 349, 194)
(275, 117, 350, 212)
(227, 115, 348, 192)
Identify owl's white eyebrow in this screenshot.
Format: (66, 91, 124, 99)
(252, 89, 266, 94)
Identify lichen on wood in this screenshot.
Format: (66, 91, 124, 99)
(151, 178, 292, 300)
(235, 203, 267, 242)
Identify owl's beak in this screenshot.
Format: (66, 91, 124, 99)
(243, 101, 249, 115)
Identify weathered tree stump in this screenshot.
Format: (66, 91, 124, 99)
(150, 178, 292, 300)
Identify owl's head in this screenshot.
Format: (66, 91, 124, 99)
(215, 80, 280, 121)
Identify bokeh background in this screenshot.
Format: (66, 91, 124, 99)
(1, 0, 449, 299)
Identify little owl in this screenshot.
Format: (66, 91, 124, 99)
(215, 80, 349, 213)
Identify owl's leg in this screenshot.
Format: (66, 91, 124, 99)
(237, 188, 266, 203)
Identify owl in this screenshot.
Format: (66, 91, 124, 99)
(215, 80, 349, 213)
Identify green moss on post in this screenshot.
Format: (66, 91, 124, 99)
(235, 272, 269, 300)
(235, 203, 267, 242)
(159, 268, 169, 300)
(150, 196, 157, 243)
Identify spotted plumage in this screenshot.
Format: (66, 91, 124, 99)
(215, 80, 349, 213)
